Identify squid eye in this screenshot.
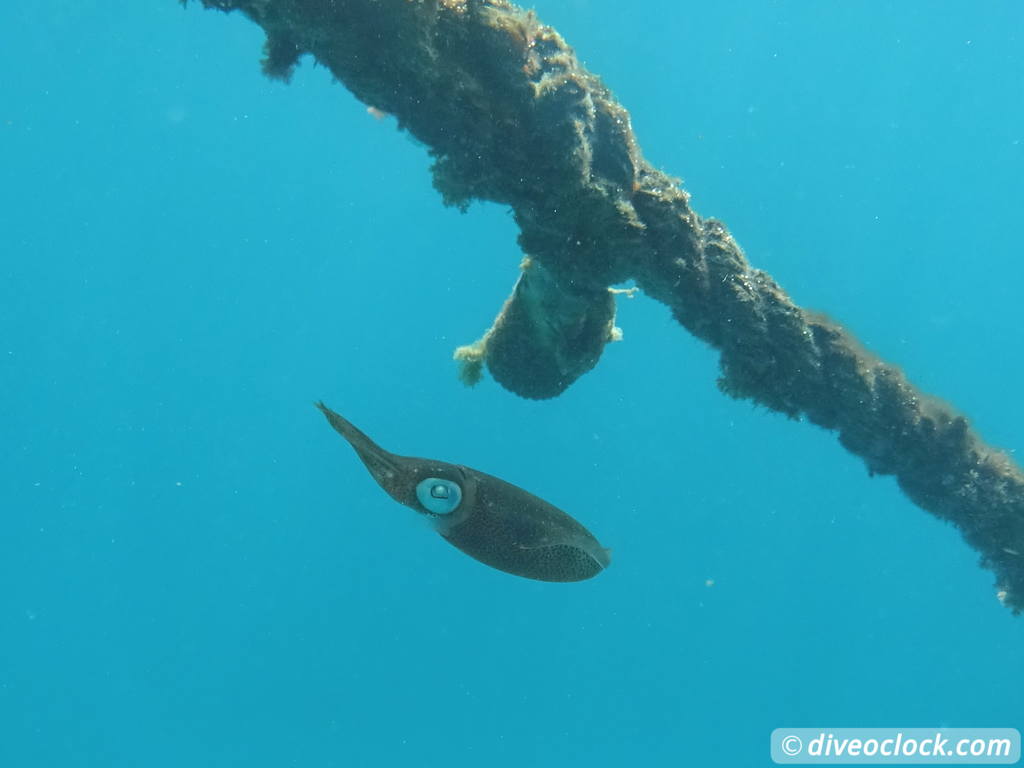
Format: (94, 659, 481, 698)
(415, 477, 462, 515)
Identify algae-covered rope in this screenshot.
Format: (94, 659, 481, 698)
(186, 0, 1024, 612)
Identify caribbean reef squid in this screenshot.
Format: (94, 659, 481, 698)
(316, 402, 610, 582)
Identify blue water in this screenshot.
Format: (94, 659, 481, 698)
(3, 1, 1022, 766)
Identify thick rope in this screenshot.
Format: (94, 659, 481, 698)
(188, 0, 1024, 612)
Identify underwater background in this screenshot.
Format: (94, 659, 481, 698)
(2, 1, 1023, 766)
